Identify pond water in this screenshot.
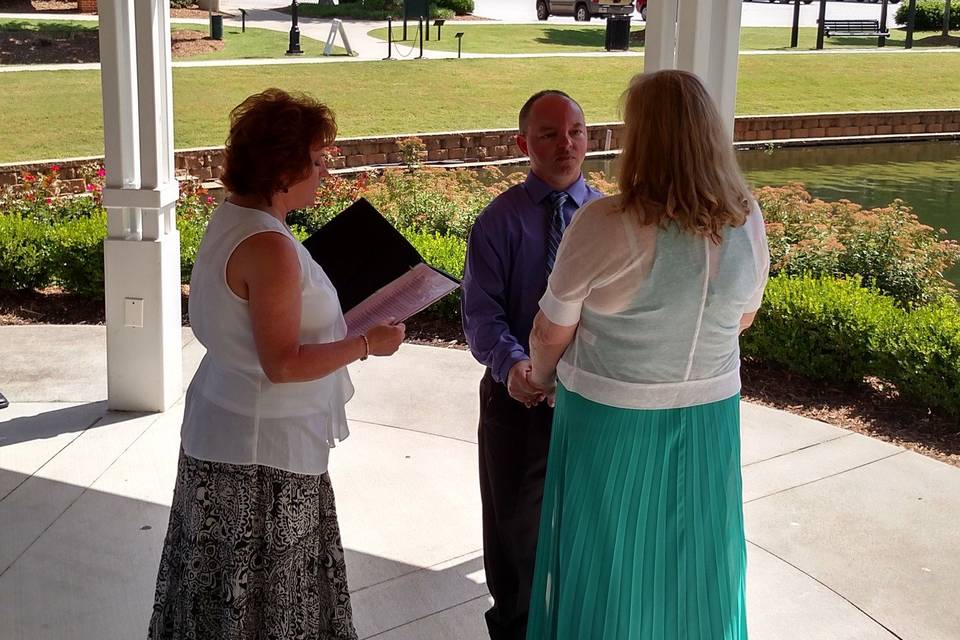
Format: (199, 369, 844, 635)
(582, 140, 960, 283)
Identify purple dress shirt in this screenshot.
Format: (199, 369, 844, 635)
(462, 171, 603, 383)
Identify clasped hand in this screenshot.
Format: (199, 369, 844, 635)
(507, 361, 556, 408)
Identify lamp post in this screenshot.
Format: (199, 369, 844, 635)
(287, 0, 303, 55)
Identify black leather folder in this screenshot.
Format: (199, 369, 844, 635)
(302, 198, 460, 333)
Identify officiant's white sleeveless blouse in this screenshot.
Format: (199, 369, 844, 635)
(181, 201, 354, 475)
(539, 195, 769, 410)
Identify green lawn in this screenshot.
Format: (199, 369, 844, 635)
(2, 53, 959, 162)
(172, 23, 343, 60)
(369, 23, 959, 53)
(0, 19, 339, 63)
(0, 19, 97, 33)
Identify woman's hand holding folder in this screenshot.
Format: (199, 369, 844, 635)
(365, 318, 406, 357)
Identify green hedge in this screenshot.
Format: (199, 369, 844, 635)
(741, 275, 896, 382)
(0, 200, 214, 298)
(3, 169, 959, 417)
(0, 214, 54, 291)
(405, 230, 466, 320)
(742, 274, 960, 416)
(436, 0, 474, 15)
(895, 0, 960, 29)
(49, 211, 107, 297)
(884, 298, 960, 414)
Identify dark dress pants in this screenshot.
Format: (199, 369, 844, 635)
(478, 368, 554, 640)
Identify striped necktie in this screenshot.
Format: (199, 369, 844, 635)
(545, 190, 569, 276)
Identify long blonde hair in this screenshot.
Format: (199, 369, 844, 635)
(617, 70, 750, 242)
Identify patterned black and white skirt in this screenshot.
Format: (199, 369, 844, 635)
(148, 450, 357, 640)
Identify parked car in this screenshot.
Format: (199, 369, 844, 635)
(536, 0, 635, 22)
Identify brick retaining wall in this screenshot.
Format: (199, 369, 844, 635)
(2, 110, 958, 194)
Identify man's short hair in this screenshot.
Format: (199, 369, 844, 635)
(518, 90, 583, 133)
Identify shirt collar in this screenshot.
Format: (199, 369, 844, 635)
(524, 171, 591, 209)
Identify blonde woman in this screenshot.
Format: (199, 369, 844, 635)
(525, 70, 769, 639)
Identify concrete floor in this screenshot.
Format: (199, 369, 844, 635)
(1, 325, 958, 639)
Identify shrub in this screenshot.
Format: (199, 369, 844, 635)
(398, 137, 428, 169)
(0, 166, 103, 224)
(288, 172, 372, 232)
(882, 296, 960, 414)
(295, 166, 524, 240)
(405, 230, 466, 279)
(177, 212, 207, 282)
(176, 184, 219, 281)
(404, 230, 467, 320)
(741, 274, 898, 382)
(743, 274, 960, 417)
(430, 6, 455, 19)
(0, 215, 55, 290)
(435, 0, 474, 15)
(895, 0, 960, 30)
(49, 211, 107, 297)
(364, 168, 486, 239)
(756, 184, 959, 307)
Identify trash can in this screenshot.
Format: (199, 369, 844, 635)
(210, 13, 224, 41)
(605, 15, 631, 51)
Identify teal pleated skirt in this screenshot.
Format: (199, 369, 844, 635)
(526, 385, 747, 640)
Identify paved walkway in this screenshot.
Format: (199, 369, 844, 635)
(1, 324, 958, 639)
(3, 7, 957, 74)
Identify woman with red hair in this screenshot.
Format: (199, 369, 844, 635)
(149, 88, 404, 640)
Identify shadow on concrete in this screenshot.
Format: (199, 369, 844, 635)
(0, 401, 114, 448)
(0, 469, 488, 640)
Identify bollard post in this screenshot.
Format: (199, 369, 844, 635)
(815, 0, 826, 50)
(418, 15, 424, 59)
(790, 0, 801, 48)
(287, 0, 303, 55)
(879, 0, 889, 47)
(384, 15, 394, 59)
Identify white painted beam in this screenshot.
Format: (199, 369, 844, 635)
(651, 0, 743, 137)
(676, 0, 714, 76)
(100, 0, 182, 412)
(644, 0, 679, 73)
(706, 0, 744, 137)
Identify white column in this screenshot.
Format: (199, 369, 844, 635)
(675, 0, 714, 76)
(705, 0, 743, 135)
(674, 0, 743, 136)
(642, 0, 743, 136)
(644, 0, 679, 73)
(101, 0, 182, 412)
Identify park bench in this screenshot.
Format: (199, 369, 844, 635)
(823, 19, 890, 38)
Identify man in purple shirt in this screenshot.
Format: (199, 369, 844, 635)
(462, 90, 602, 640)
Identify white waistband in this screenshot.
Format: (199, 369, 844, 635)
(556, 361, 741, 410)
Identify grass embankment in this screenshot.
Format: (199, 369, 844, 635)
(0, 18, 338, 63)
(1, 52, 959, 162)
(369, 23, 959, 53)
